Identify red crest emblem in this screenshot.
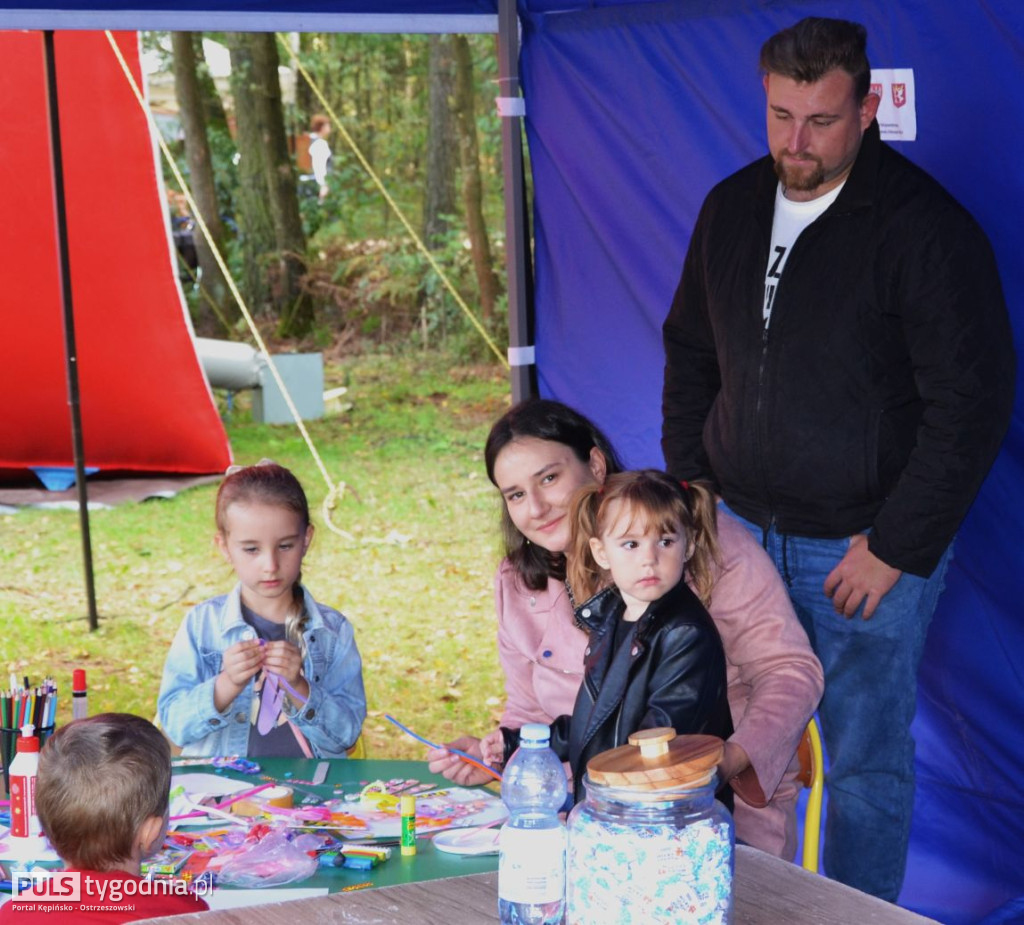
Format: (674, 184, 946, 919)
(870, 82, 882, 99)
(891, 83, 907, 108)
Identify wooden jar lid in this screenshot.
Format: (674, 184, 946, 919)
(586, 728, 724, 793)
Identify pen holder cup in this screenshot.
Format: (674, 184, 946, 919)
(0, 726, 19, 796)
(0, 725, 54, 795)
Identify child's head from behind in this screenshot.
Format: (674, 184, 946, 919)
(568, 470, 719, 608)
(36, 713, 171, 871)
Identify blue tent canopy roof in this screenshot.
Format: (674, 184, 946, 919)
(0, 1, 499, 31)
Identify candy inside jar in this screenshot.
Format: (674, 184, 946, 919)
(566, 728, 734, 925)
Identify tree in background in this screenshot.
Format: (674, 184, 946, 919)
(170, 31, 232, 332)
(424, 34, 457, 249)
(248, 32, 313, 338)
(164, 30, 509, 354)
(224, 31, 276, 317)
(453, 34, 499, 322)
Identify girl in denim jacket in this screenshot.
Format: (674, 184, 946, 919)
(158, 461, 365, 757)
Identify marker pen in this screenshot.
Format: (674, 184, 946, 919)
(72, 670, 88, 721)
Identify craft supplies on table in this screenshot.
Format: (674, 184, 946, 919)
(566, 728, 734, 925)
(157, 757, 503, 907)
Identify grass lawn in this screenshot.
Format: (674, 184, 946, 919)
(0, 352, 512, 760)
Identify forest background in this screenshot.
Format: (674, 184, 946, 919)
(0, 29, 520, 758)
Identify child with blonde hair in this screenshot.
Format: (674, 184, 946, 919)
(158, 461, 365, 757)
(483, 469, 732, 801)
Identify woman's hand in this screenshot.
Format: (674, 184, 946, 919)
(427, 736, 493, 786)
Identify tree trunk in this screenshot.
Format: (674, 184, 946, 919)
(191, 34, 229, 133)
(225, 32, 275, 316)
(171, 30, 231, 333)
(248, 32, 314, 338)
(423, 35, 457, 249)
(453, 35, 499, 321)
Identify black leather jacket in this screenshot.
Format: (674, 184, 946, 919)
(501, 579, 732, 804)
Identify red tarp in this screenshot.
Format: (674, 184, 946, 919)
(0, 30, 230, 482)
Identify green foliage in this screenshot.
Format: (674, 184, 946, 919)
(0, 354, 512, 758)
(148, 29, 511, 373)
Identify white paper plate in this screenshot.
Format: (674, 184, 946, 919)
(433, 827, 501, 856)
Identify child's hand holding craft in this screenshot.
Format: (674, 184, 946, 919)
(215, 639, 264, 711)
(262, 640, 308, 698)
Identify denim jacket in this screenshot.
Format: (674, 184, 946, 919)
(157, 584, 366, 758)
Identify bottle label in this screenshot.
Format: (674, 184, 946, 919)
(9, 774, 38, 838)
(498, 825, 566, 904)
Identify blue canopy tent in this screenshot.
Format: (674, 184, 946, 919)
(4, 2, 1021, 921)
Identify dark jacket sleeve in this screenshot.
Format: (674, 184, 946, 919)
(868, 209, 1015, 575)
(501, 717, 572, 765)
(662, 201, 721, 485)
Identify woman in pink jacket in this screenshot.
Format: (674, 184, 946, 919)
(428, 399, 823, 860)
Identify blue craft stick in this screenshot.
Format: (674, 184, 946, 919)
(383, 714, 503, 780)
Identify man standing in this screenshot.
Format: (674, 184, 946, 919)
(662, 17, 1014, 901)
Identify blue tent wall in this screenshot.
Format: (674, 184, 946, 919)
(517, 1, 1024, 921)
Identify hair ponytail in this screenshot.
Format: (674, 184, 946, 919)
(566, 484, 609, 603)
(679, 480, 720, 607)
(286, 578, 310, 660)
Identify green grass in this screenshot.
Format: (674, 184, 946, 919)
(0, 353, 511, 759)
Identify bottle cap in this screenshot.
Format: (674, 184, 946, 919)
(73, 669, 87, 692)
(520, 722, 551, 747)
(400, 794, 416, 815)
(18, 723, 39, 753)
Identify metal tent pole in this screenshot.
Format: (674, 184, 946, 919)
(497, 0, 536, 403)
(42, 29, 99, 631)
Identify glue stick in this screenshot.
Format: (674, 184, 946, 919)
(400, 794, 417, 856)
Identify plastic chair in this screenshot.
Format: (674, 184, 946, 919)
(346, 733, 366, 759)
(796, 715, 825, 872)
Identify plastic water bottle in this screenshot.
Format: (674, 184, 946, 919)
(498, 723, 568, 925)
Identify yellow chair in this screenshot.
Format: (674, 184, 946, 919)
(346, 733, 367, 759)
(796, 715, 825, 873)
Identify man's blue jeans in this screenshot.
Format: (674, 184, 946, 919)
(722, 503, 953, 901)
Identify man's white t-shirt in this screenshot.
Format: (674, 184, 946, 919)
(763, 182, 844, 328)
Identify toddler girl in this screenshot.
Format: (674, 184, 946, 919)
(158, 461, 365, 758)
(483, 469, 732, 801)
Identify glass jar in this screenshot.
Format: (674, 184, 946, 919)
(566, 771, 733, 925)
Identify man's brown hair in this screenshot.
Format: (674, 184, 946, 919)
(760, 17, 872, 101)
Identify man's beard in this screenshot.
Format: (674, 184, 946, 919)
(773, 152, 825, 192)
